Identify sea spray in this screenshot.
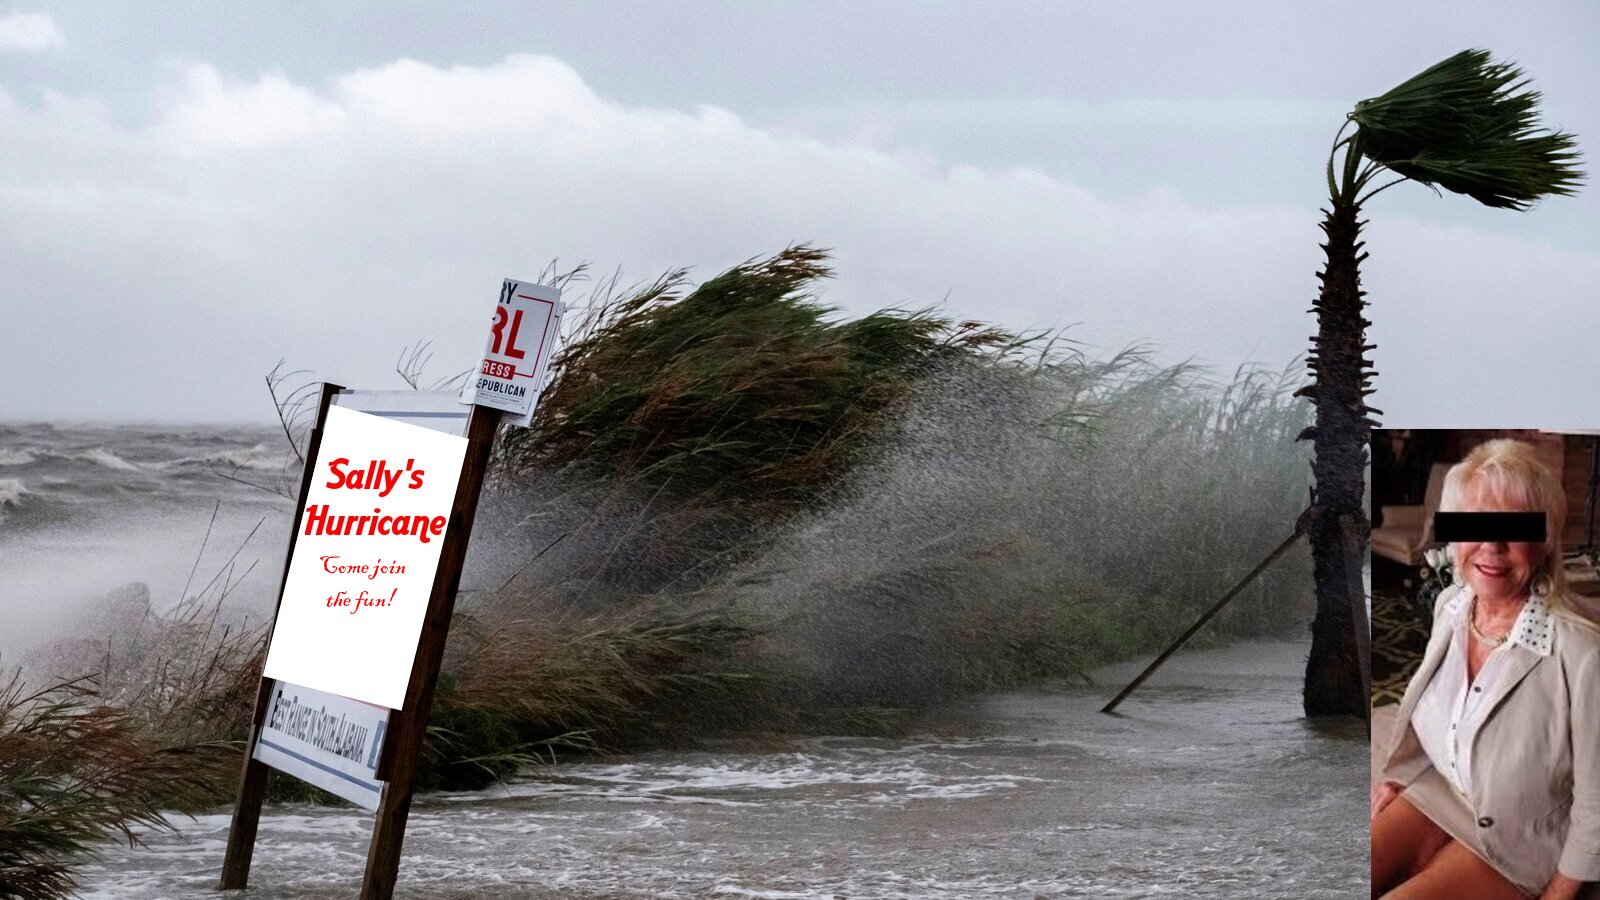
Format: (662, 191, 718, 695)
(446, 351, 1313, 747)
(0, 477, 29, 508)
(724, 356, 1314, 707)
(0, 422, 288, 661)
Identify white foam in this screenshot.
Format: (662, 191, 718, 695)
(452, 748, 1039, 811)
(0, 478, 29, 507)
(0, 448, 36, 466)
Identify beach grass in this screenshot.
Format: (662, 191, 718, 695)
(0, 675, 234, 899)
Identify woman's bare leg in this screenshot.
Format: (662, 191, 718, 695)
(1371, 795, 1452, 896)
(1380, 840, 1528, 899)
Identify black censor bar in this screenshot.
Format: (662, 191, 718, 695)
(1433, 511, 1546, 543)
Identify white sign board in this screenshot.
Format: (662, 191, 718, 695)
(465, 279, 564, 427)
(262, 405, 468, 709)
(253, 680, 389, 810)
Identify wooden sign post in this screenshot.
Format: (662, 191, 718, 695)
(218, 391, 495, 893)
(359, 402, 499, 899)
(218, 279, 562, 896)
(219, 380, 343, 890)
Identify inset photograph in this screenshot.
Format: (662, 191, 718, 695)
(1371, 428, 1600, 897)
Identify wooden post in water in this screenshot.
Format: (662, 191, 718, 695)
(218, 381, 343, 890)
(359, 404, 502, 900)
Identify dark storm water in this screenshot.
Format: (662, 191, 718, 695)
(0, 421, 292, 657)
(77, 642, 1366, 899)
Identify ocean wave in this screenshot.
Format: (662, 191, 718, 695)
(0, 447, 146, 473)
(77, 448, 142, 472)
(156, 443, 287, 472)
(0, 478, 29, 507)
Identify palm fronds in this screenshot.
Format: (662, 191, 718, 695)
(1338, 48, 1583, 207)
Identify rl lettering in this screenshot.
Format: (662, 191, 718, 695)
(490, 306, 527, 360)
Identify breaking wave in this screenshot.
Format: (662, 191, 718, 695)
(77, 448, 142, 472)
(0, 478, 30, 507)
(156, 443, 286, 472)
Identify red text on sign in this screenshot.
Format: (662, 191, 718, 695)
(481, 359, 516, 379)
(491, 307, 527, 359)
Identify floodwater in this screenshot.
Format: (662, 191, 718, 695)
(78, 641, 1366, 899)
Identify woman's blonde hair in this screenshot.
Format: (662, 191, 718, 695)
(1440, 438, 1571, 601)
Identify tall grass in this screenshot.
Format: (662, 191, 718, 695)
(0, 675, 232, 899)
(423, 604, 777, 789)
(501, 246, 1018, 509)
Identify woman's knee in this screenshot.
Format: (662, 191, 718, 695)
(1380, 841, 1528, 900)
(1371, 796, 1449, 895)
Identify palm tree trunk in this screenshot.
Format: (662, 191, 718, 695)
(1298, 199, 1377, 718)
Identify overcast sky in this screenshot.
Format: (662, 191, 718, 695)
(3, 2, 1598, 426)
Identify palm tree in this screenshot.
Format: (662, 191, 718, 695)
(1301, 49, 1583, 717)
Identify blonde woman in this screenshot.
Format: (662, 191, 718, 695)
(1373, 439, 1600, 899)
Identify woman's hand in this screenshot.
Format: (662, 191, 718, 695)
(1371, 780, 1403, 822)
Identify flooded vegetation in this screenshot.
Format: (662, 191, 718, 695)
(1, 249, 1350, 896)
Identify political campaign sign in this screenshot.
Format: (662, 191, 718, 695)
(465, 279, 564, 427)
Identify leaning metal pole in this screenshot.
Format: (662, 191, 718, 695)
(1101, 518, 1309, 714)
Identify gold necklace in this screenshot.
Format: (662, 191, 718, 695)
(1469, 595, 1512, 647)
